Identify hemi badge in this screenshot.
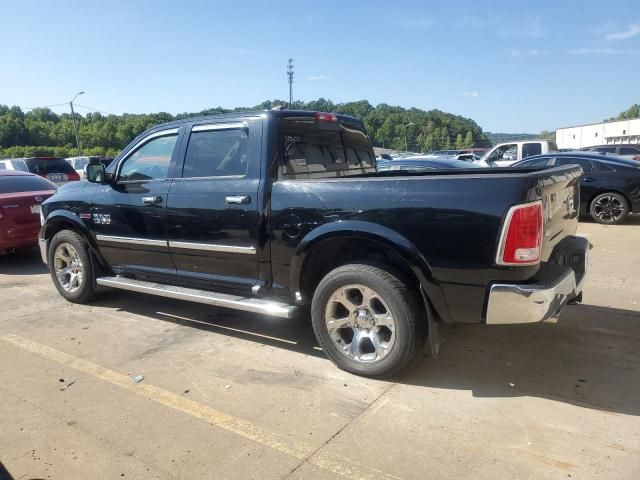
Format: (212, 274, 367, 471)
(79, 213, 91, 219)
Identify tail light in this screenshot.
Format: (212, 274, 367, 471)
(315, 112, 338, 122)
(67, 171, 80, 181)
(496, 201, 543, 266)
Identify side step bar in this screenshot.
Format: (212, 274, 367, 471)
(96, 276, 297, 319)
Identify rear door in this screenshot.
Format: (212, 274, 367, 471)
(165, 119, 262, 293)
(91, 128, 182, 277)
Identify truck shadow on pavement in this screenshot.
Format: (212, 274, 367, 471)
(95, 291, 640, 416)
(0, 248, 48, 275)
(401, 303, 640, 416)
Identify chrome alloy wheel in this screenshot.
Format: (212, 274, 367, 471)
(593, 195, 625, 223)
(324, 284, 396, 363)
(53, 242, 84, 294)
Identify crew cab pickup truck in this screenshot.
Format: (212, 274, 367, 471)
(39, 110, 588, 377)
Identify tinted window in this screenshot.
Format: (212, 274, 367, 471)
(594, 147, 615, 153)
(517, 157, 551, 167)
(24, 158, 75, 174)
(11, 160, 28, 171)
(522, 143, 542, 158)
(279, 118, 375, 179)
(74, 158, 89, 169)
(619, 147, 640, 155)
(183, 129, 248, 178)
(0, 175, 56, 193)
(119, 134, 178, 181)
(553, 157, 593, 172)
(0, 162, 7, 170)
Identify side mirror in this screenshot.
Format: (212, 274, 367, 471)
(85, 163, 106, 183)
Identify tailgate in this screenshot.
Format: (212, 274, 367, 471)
(535, 166, 582, 262)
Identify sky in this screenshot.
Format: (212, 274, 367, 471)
(1, 0, 639, 133)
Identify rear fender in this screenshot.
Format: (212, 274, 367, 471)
(290, 220, 452, 323)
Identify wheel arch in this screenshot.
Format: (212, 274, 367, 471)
(43, 210, 109, 269)
(588, 189, 632, 213)
(290, 220, 452, 324)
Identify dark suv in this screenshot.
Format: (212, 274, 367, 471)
(580, 144, 640, 160)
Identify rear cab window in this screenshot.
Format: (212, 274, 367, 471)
(278, 115, 376, 179)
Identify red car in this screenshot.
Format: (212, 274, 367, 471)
(0, 171, 57, 254)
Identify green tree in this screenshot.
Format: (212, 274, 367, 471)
(463, 130, 474, 148)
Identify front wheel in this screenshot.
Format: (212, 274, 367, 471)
(48, 230, 97, 303)
(311, 264, 424, 377)
(590, 192, 629, 225)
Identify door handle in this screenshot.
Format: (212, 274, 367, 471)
(225, 195, 251, 205)
(583, 178, 595, 183)
(142, 196, 163, 205)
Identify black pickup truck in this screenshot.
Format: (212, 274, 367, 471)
(39, 110, 588, 377)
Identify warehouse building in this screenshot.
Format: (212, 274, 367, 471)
(556, 117, 640, 149)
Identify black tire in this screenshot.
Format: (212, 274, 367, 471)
(589, 192, 629, 225)
(311, 264, 424, 378)
(48, 230, 97, 303)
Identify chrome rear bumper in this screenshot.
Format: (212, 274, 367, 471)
(485, 236, 588, 325)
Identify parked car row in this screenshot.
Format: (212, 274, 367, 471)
(0, 156, 113, 184)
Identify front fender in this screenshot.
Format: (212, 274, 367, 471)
(290, 220, 452, 323)
(42, 210, 108, 270)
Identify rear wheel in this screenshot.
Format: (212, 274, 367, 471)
(311, 264, 424, 377)
(590, 192, 629, 225)
(49, 230, 97, 303)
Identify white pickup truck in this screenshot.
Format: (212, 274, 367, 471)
(478, 140, 557, 167)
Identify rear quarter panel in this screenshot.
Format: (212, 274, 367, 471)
(270, 168, 580, 323)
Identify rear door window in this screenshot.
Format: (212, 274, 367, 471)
(553, 157, 594, 173)
(619, 147, 640, 156)
(182, 128, 248, 178)
(517, 157, 551, 167)
(522, 143, 542, 158)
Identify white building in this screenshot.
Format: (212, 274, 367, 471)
(556, 117, 640, 149)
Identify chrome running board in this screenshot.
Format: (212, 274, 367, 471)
(96, 276, 296, 319)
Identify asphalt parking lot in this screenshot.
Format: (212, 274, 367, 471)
(1, 217, 639, 480)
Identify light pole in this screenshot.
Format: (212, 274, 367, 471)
(69, 91, 84, 156)
(287, 59, 294, 109)
(403, 122, 414, 152)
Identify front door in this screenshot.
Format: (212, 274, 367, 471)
(91, 128, 182, 278)
(166, 120, 262, 293)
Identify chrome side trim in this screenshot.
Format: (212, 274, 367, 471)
(96, 235, 168, 248)
(192, 122, 246, 132)
(96, 276, 296, 319)
(168, 241, 256, 255)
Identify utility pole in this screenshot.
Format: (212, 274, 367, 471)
(287, 58, 294, 109)
(69, 91, 84, 156)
